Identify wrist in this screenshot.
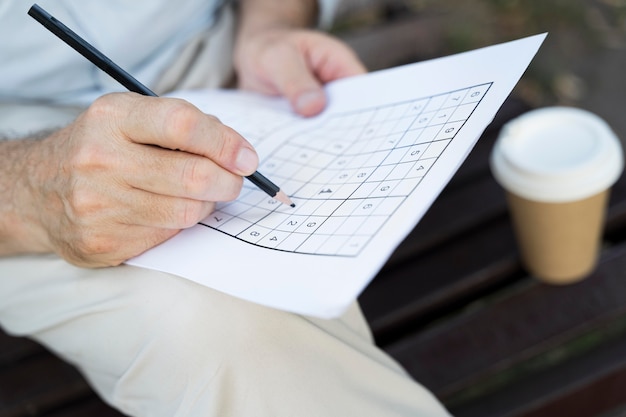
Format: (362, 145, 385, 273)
(236, 0, 318, 38)
(0, 137, 53, 255)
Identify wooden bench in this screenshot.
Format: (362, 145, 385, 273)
(3, 6, 626, 417)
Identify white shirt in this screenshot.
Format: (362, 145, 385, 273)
(0, 0, 337, 106)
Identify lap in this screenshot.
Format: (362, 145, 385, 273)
(0, 254, 450, 417)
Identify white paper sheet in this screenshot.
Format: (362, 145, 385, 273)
(128, 34, 546, 318)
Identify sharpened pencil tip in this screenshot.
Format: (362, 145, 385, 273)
(274, 190, 295, 207)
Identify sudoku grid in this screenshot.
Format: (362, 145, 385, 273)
(200, 82, 492, 256)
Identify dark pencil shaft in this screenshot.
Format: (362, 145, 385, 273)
(28, 4, 157, 96)
(246, 172, 280, 197)
(28, 3, 285, 200)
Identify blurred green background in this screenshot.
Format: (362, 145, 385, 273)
(333, 0, 626, 145)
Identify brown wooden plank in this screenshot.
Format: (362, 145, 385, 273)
(385, 174, 508, 267)
(448, 326, 626, 417)
(361, 216, 521, 342)
(338, 13, 447, 71)
(515, 358, 626, 417)
(385, 243, 626, 402)
(598, 405, 626, 417)
(42, 397, 125, 417)
(0, 355, 91, 417)
(606, 172, 626, 236)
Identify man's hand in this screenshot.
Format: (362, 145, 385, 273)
(234, 0, 367, 117)
(1, 93, 258, 267)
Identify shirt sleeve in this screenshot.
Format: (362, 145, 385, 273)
(316, 0, 340, 28)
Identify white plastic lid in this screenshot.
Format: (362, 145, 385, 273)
(490, 107, 623, 202)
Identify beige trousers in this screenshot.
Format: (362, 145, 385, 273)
(0, 7, 451, 417)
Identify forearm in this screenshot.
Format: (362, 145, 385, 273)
(0, 137, 51, 256)
(237, 0, 319, 37)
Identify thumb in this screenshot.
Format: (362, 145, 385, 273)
(269, 52, 327, 117)
(293, 88, 326, 117)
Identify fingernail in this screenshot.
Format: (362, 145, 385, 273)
(236, 147, 258, 174)
(296, 90, 325, 116)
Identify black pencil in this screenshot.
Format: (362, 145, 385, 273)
(28, 3, 295, 208)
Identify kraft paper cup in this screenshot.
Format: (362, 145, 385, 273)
(490, 107, 623, 284)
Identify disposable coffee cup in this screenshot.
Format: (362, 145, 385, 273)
(490, 107, 623, 284)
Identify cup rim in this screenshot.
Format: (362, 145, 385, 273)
(490, 106, 624, 202)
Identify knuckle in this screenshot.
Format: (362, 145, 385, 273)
(165, 99, 201, 146)
(180, 158, 211, 198)
(223, 176, 244, 201)
(174, 200, 205, 229)
(213, 125, 243, 166)
(205, 113, 221, 124)
(204, 123, 242, 168)
(70, 142, 102, 172)
(75, 95, 129, 170)
(66, 186, 102, 218)
(214, 127, 235, 160)
(72, 230, 115, 259)
(85, 93, 122, 121)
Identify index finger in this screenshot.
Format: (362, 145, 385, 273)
(102, 93, 259, 176)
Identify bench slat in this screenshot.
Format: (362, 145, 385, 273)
(0, 332, 44, 368)
(386, 243, 626, 404)
(43, 398, 124, 417)
(450, 324, 626, 417)
(361, 217, 520, 342)
(0, 355, 90, 417)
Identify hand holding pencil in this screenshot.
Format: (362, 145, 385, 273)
(17, 5, 276, 267)
(12, 91, 260, 267)
(13, 3, 365, 268)
(28, 4, 295, 208)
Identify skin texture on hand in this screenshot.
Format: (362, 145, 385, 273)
(0, 93, 258, 267)
(235, 28, 367, 117)
(234, 0, 367, 117)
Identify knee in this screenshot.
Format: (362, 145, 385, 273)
(117, 275, 301, 377)
(107, 275, 304, 415)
